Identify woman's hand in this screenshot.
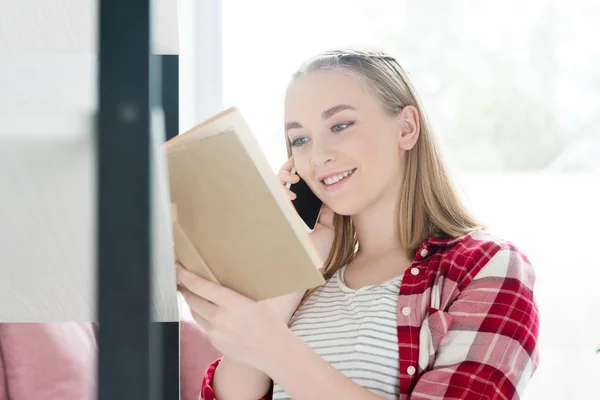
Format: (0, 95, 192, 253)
(176, 263, 291, 371)
(278, 156, 336, 265)
(308, 204, 335, 265)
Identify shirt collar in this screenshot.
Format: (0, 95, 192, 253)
(414, 233, 467, 262)
(426, 234, 466, 247)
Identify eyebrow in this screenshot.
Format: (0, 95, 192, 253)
(285, 104, 357, 133)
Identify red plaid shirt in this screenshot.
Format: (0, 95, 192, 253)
(200, 230, 540, 399)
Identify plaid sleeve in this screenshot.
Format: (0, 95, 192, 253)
(200, 358, 273, 400)
(410, 247, 540, 400)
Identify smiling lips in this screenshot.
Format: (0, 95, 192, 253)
(319, 168, 357, 192)
(322, 169, 354, 185)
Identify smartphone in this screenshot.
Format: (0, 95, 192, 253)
(286, 168, 323, 232)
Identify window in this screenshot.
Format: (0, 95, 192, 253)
(184, 0, 600, 397)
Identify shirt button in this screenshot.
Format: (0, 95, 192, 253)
(407, 366, 416, 376)
(411, 267, 419, 276)
(401, 306, 411, 316)
(420, 248, 428, 258)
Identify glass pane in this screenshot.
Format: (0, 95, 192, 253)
(221, 1, 600, 398)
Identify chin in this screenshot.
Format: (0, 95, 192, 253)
(326, 198, 364, 218)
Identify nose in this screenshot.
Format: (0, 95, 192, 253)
(310, 136, 336, 168)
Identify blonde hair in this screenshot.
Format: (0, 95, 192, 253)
(285, 48, 483, 307)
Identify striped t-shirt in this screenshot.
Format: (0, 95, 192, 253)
(272, 265, 402, 400)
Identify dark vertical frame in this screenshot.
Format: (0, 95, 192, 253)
(162, 55, 179, 141)
(159, 54, 180, 400)
(96, 1, 162, 399)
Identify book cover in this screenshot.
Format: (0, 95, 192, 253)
(166, 107, 325, 301)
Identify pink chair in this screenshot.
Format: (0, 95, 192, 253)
(0, 319, 220, 400)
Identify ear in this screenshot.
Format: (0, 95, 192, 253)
(396, 105, 420, 151)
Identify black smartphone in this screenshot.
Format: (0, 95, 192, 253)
(287, 168, 322, 231)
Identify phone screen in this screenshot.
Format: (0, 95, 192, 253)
(287, 169, 322, 231)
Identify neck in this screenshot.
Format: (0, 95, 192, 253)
(351, 191, 403, 257)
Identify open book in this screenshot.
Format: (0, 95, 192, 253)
(165, 107, 325, 301)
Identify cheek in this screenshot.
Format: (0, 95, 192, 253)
(351, 130, 402, 187)
(349, 129, 390, 166)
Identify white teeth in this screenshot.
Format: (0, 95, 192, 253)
(323, 169, 354, 185)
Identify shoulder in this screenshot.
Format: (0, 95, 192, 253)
(433, 229, 535, 292)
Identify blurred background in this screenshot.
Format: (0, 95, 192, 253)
(180, 0, 600, 398)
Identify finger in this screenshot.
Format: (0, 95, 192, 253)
(176, 264, 235, 305)
(280, 185, 297, 201)
(276, 177, 298, 200)
(279, 156, 295, 173)
(288, 189, 297, 200)
(191, 310, 210, 333)
(277, 170, 300, 185)
(179, 285, 218, 321)
(175, 260, 184, 275)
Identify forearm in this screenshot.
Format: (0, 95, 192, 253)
(212, 290, 306, 400)
(213, 356, 271, 400)
(264, 329, 386, 400)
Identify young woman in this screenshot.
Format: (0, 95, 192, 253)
(176, 48, 540, 400)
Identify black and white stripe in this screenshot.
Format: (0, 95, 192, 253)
(272, 266, 401, 400)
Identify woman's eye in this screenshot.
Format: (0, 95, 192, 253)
(291, 137, 310, 147)
(331, 122, 353, 132)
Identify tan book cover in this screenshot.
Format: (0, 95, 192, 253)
(165, 107, 325, 301)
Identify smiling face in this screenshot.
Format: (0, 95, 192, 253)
(284, 68, 412, 217)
